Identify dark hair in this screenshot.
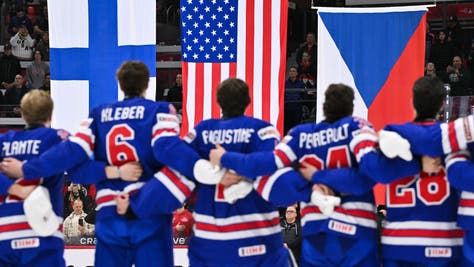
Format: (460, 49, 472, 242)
(413, 76, 445, 121)
(323, 84, 354, 123)
(217, 78, 250, 118)
(34, 49, 43, 59)
(116, 61, 149, 97)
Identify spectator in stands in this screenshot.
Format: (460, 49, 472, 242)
(429, 30, 457, 78)
(34, 31, 49, 61)
(446, 55, 472, 96)
(284, 66, 306, 134)
(296, 32, 317, 67)
(172, 202, 194, 245)
(33, 5, 48, 40)
(64, 182, 93, 215)
(166, 73, 183, 111)
(26, 50, 49, 89)
(9, 24, 35, 60)
(447, 15, 465, 54)
(425, 23, 436, 64)
(0, 43, 21, 89)
(8, 8, 33, 35)
(298, 51, 316, 87)
(424, 62, 436, 78)
(39, 72, 50, 93)
(281, 204, 302, 265)
(4, 74, 28, 116)
(63, 199, 95, 245)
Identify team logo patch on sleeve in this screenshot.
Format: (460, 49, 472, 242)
(56, 129, 70, 141)
(183, 129, 197, 143)
(257, 126, 280, 141)
(463, 117, 472, 141)
(353, 116, 373, 129)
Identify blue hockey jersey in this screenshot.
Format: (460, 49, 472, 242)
(0, 126, 66, 253)
(376, 121, 464, 263)
(220, 116, 379, 240)
(20, 97, 199, 220)
(385, 116, 474, 157)
(182, 116, 291, 265)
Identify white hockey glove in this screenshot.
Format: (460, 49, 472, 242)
(223, 180, 254, 204)
(378, 130, 413, 161)
(311, 191, 341, 216)
(193, 159, 226, 185)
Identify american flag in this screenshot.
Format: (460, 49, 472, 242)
(180, 0, 288, 134)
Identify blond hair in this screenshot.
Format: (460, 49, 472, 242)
(21, 89, 53, 125)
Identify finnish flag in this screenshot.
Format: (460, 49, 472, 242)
(48, 0, 156, 132)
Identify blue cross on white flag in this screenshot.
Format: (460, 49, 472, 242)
(48, 0, 156, 132)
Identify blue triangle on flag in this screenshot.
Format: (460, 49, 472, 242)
(320, 11, 425, 106)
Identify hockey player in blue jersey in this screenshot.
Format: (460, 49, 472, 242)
(359, 77, 465, 267)
(117, 77, 313, 267)
(377, 79, 474, 265)
(0, 90, 67, 267)
(208, 83, 415, 267)
(0, 61, 214, 267)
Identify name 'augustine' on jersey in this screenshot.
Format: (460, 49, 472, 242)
(202, 128, 255, 145)
(100, 105, 145, 122)
(299, 123, 349, 149)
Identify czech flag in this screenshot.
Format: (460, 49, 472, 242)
(316, 6, 427, 129)
(316, 6, 428, 204)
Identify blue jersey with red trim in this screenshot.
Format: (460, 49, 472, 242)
(385, 116, 474, 157)
(0, 126, 66, 252)
(181, 116, 291, 265)
(220, 116, 379, 240)
(374, 122, 464, 263)
(21, 97, 201, 220)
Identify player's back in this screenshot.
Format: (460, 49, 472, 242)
(284, 117, 377, 239)
(184, 115, 285, 264)
(89, 98, 172, 187)
(86, 97, 177, 218)
(0, 126, 65, 243)
(288, 116, 359, 167)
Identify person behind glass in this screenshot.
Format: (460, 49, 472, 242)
(424, 62, 436, 78)
(172, 202, 194, 245)
(9, 24, 35, 61)
(281, 204, 302, 265)
(429, 30, 457, 78)
(64, 182, 92, 215)
(33, 6, 49, 42)
(296, 32, 317, 68)
(26, 50, 49, 89)
(447, 15, 465, 54)
(297, 51, 317, 88)
(284, 66, 306, 134)
(446, 55, 472, 96)
(0, 43, 21, 90)
(4, 74, 28, 117)
(166, 73, 183, 111)
(39, 72, 51, 94)
(63, 199, 95, 245)
(34, 31, 49, 61)
(8, 8, 33, 36)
